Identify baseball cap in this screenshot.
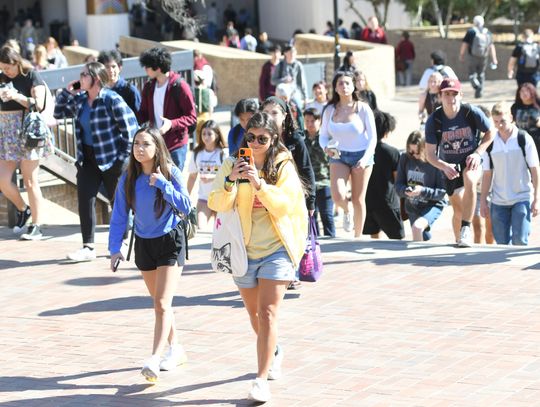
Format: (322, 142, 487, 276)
(439, 78, 461, 93)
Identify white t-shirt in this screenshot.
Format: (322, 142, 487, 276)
(418, 65, 458, 90)
(188, 148, 228, 200)
(481, 127, 540, 205)
(153, 81, 168, 129)
(305, 100, 327, 115)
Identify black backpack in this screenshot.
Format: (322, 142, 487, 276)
(486, 129, 528, 170)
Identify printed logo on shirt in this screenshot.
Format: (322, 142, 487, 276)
(407, 167, 425, 186)
(441, 125, 475, 155)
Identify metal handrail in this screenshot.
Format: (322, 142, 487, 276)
(40, 50, 194, 163)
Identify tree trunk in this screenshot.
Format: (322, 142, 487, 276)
(430, 0, 446, 38)
(444, 0, 454, 39)
(344, 0, 368, 26)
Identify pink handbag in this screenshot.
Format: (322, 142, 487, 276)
(299, 216, 323, 282)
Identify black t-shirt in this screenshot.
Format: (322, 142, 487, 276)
(366, 142, 400, 210)
(0, 70, 44, 111)
(511, 102, 540, 140)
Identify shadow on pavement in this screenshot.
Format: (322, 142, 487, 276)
(320, 239, 540, 269)
(39, 291, 245, 316)
(0, 370, 253, 406)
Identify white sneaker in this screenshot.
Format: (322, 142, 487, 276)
(458, 225, 473, 247)
(66, 247, 96, 262)
(268, 344, 283, 380)
(141, 356, 160, 383)
(343, 212, 352, 232)
(159, 344, 187, 371)
(248, 377, 271, 403)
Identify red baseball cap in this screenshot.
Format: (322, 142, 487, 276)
(439, 78, 462, 93)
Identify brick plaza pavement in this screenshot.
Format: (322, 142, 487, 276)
(2, 78, 539, 406)
(2, 223, 540, 407)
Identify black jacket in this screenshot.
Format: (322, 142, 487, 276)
(283, 129, 316, 211)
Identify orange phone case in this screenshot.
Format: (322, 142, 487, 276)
(238, 148, 253, 165)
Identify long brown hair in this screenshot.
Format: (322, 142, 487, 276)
(0, 45, 33, 78)
(193, 120, 226, 155)
(125, 127, 174, 217)
(237, 112, 289, 185)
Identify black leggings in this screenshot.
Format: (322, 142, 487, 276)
(77, 145, 124, 244)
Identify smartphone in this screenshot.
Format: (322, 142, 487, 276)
(72, 81, 81, 90)
(238, 148, 253, 165)
(112, 257, 121, 272)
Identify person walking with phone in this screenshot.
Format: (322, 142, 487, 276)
(109, 127, 192, 382)
(208, 112, 308, 402)
(54, 62, 138, 261)
(319, 70, 377, 238)
(0, 45, 53, 240)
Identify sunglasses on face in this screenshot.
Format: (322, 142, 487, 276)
(245, 133, 271, 145)
(407, 149, 420, 157)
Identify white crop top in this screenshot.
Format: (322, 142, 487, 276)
(319, 103, 377, 152)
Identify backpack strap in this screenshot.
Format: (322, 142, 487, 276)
(486, 129, 528, 172)
(432, 106, 444, 153)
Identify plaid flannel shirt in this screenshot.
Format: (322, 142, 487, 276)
(54, 88, 138, 171)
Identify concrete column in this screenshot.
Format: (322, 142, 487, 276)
(41, 0, 68, 37)
(68, 0, 87, 46)
(87, 13, 129, 51)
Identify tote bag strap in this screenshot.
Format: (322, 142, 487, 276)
(308, 215, 320, 274)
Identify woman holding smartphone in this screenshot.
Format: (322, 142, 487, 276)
(396, 131, 447, 241)
(109, 127, 192, 382)
(54, 62, 138, 262)
(0, 45, 52, 240)
(208, 112, 308, 402)
(319, 70, 377, 238)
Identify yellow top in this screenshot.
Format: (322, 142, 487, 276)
(208, 151, 308, 267)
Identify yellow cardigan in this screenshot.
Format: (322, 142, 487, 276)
(208, 151, 308, 268)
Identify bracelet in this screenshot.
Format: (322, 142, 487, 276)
(224, 175, 235, 188)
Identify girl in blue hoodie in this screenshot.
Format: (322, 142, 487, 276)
(109, 127, 191, 383)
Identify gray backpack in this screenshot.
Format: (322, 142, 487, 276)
(471, 28, 490, 58)
(519, 42, 540, 72)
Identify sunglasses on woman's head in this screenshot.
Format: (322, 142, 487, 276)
(80, 71, 91, 78)
(245, 133, 271, 145)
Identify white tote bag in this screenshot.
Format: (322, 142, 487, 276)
(211, 206, 248, 277)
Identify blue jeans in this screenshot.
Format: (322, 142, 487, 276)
(169, 145, 188, 172)
(314, 186, 335, 237)
(490, 201, 531, 245)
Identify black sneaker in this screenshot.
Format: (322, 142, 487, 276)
(20, 224, 43, 241)
(13, 206, 31, 234)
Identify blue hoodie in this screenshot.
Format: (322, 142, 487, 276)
(108, 165, 191, 254)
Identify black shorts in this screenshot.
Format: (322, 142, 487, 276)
(445, 160, 467, 196)
(363, 206, 405, 239)
(134, 223, 186, 271)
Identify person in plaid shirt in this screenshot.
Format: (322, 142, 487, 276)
(54, 61, 138, 262)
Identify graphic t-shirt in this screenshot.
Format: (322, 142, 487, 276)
(425, 104, 491, 164)
(187, 148, 227, 200)
(511, 103, 540, 142)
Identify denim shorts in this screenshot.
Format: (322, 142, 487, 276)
(233, 247, 297, 289)
(329, 149, 375, 168)
(408, 205, 443, 241)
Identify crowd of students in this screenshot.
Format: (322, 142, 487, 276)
(1, 23, 540, 402)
